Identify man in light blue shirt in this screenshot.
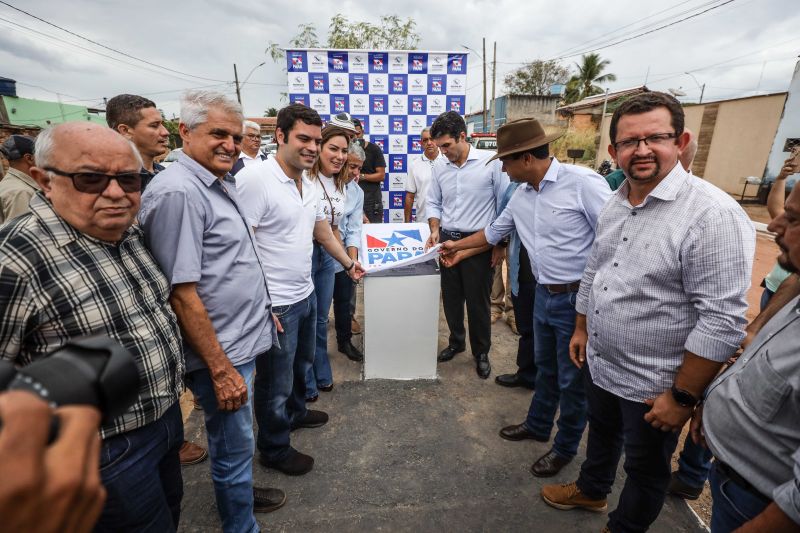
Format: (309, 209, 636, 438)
(441, 117, 611, 478)
(139, 90, 284, 532)
(425, 111, 510, 379)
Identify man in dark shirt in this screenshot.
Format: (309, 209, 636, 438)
(352, 118, 386, 223)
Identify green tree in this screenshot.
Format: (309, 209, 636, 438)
(563, 53, 617, 104)
(266, 15, 420, 62)
(504, 59, 571, 96)
(263, 107, 278, 117)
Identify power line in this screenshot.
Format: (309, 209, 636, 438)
(0, 15, 211, 85)
(547, 0, 737, 61)
(0, 0, 228, 83)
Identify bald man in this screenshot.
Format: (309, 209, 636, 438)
(0, 123, 186, 531)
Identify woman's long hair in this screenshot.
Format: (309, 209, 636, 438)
(308, 125, 350, 193)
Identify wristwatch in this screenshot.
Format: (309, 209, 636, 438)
(671, 385, 699, 408)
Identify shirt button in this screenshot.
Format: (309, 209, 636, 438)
(631, 211, 637, 216)
(614, 263, 618, 267)
(623, 237, 628, 242)
(595, 310, 599, 314)
(593, 333, 598, 337)
(603, 287, 608, 291)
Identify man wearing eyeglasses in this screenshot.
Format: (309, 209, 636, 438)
(541, 92, 755, 533)
(231, 120, 268, 176)
(0, 122, 185, 531)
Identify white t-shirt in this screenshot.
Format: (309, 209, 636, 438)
(238, 150, 265, 167)
(312, 173, 346, 227)
(236, 158, 325, 306)
(406, 153, 440, 222)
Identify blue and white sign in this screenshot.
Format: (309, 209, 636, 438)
(287, 49, 469, 222)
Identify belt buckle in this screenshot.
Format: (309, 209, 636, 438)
(447, 230, 461, 239)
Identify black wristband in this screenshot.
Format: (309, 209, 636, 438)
(345, 260, 355, 271)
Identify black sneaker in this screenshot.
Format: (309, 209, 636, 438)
(667, 472, 704, 500)
(259, 449, 314, 476)
(253, 486, 286, 513)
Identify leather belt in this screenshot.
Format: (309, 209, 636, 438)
(544, 281, 581, 294)
(441, 228, 477, 241)
(715, 461, 770, 503)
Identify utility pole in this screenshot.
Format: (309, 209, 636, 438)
(699, 83, 705, 104)
(482, 38, 487, 133)
(490, 41, 497, 132)
(233, 63, 242, 104)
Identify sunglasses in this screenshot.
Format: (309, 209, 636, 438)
(44, 167, 145, 193)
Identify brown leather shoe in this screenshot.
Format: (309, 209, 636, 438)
(531, 450, 573, 477)
(351, 318, 362, 334)
(179, 440, 208, 465)
(541, 481, 608, 512)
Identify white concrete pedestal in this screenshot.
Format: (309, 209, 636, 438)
(363, 260, 440, 380)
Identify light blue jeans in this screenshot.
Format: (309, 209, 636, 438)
(307, 244, 335, 398)
(186, 360, 258, 533)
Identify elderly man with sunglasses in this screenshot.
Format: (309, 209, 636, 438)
(0, 122, 186, 531)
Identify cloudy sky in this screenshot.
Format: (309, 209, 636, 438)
(1, 0, 798, 120)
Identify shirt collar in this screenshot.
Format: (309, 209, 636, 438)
(28, 192, 138, 249)
(446, 144, 481, 167)
(5, 167, 40, 190)
(542, 157, 561, 183)
(176, 152, 228, 188)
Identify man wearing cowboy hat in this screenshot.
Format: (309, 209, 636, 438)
(441, 117, 611, 477)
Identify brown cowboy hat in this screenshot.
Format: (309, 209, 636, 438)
(487, 118, 564, 163)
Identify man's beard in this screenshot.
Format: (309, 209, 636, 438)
(625, 156, 661, 182)
(776, 238, 799, 274)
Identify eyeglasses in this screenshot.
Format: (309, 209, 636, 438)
(244, 133, 261, 140)
(613, 133, 677, 152)
(44, 167, 145, 193)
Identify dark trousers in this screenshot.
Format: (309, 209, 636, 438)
(96, 402, 184, 532)
(510, 280, 537, 384)
(440, 242, 493, 356)
(577, 367, 679, 533)
(709, 462, 770, 533)
(675, 432, 713, 488)
(333, 270, 354, 345)
(524, 285, 586, 458)
(363, 190, 384, 223)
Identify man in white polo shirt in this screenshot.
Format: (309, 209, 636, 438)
(404, 127, 441, 222)
(236, 104, 364, 476)
(231, 120, 267, 175)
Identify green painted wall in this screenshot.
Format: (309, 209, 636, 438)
(1, 95, 105, 128)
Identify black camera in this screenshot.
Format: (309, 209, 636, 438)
(0, 335, 141, 434)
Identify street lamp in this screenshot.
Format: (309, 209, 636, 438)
(233, 61, 267, 107)
(684, 72, 705, 104)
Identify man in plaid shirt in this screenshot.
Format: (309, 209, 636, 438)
(0, 122, 185, 532)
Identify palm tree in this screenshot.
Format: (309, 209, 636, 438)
(564, 53, 617, 104)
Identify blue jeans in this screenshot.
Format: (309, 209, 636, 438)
(307, 244, 335, 397)
(709, 462, 770, 533)
(577, 367, 680, 533)
(675, 433, 714, 488)
(186, 360, 258, 533)
(510, 280, 537, 385)
(95, 402, 183, 532)
(255, 293, 315, 461)
(524, 285, 586, 459)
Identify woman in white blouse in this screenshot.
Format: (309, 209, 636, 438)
(305, 125, 350, 401)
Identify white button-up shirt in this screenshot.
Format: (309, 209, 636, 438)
(406, 152, 441, 222)
(236, 158, 326, 306)
(426, 145, 509, 232)
(485, 157, 612, 284)
(576, 163, 756, 401)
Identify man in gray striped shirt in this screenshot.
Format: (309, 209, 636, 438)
(541, 92, 755, 532)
